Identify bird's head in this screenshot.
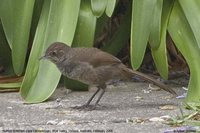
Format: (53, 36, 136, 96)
(40, 42, 70, 64)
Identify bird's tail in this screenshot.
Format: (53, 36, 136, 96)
(120, 65, 177, 96)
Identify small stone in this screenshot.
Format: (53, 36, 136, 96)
(7, 107, 13, 109)
(143, 89, 151, 94)
(56, 98, 62, 102)
(135, 96, 143, 101)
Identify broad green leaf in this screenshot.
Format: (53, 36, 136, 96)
(21, 0, 80, 103)
(1, 0, 35, 75)
(151, 0, 174, 79)
(102, 4, 131, 55)
(149, 0, 163, 49)
(130, 0, 157, 69)
(0, 0, 14, 47)
(73, 0, 96, 47)
(91, 0, 107, 17)
(64, 78, 88, 91)
(168, 1, 200, 106)
(105, 0, 116, 17)
(179, 0, 200, 48)
(20, 0, 51, 100)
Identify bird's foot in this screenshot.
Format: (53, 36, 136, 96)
(70, 104, 97, 111)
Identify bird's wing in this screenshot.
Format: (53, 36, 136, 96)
(89, 49, 122, 67)
(70, 48, 122, 68)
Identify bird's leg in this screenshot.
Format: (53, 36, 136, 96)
(71, 85, 106, 110)
(88, 85, 106, 110)
(84, 87, 101, 106)
(71, 87, 101, 110)
(94, 89, 105, 106)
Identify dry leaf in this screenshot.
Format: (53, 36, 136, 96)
(149, 117, 165, 122)
(126, 117, 146, 124)
(162, 95, 174, 99)
(149, 115, 171, 122)
(159, 105, 177, 110)
(148, 84, 161, 91)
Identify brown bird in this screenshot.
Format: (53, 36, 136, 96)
(41, 42, 177, 110)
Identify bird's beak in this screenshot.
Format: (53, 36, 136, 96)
(39, 55, 46, 60)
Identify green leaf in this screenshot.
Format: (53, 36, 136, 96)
(21, 0, 80, 103)
(168, 1, 200, 106)
(1, 0, 35, 75)
(91, 0, 107, 17)
(149, 0, 163, 49)
(151, 0, 174, 79)
(130, 0, 157, 69)
(73, 0, 96, 47)
(0, 0, 14, 48)
(20, 0, 51, 101)
(105, 0, 116, 17)
(64, 78, 88, 91)
(179, 0, 200, 48)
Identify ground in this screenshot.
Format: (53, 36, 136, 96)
(0, 81, 192, 133)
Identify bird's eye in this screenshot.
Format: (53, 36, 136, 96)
(51, 51, 57, 56)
